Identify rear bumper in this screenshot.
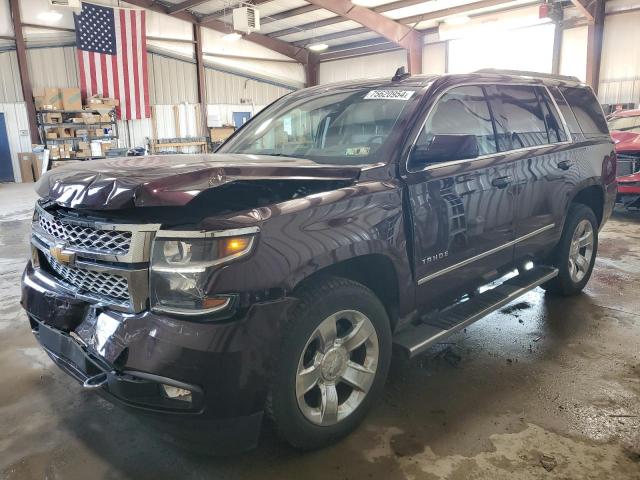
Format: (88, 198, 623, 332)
(21, 262, 297, 452)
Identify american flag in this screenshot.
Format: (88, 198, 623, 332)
(74, 2, 150, 120)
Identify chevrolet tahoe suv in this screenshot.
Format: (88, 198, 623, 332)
(22, 69, 617, 452)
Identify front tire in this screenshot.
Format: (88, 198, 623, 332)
(267, 276, 391, 450)
(542, 203, 598, 296)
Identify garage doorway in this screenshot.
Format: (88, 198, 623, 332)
(0, 113, 14, 183)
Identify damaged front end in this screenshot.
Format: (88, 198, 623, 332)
(20, 154, 364, 451)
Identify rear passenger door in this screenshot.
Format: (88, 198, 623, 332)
(404, 85, 516, 310)
(486, 84, 574, 264)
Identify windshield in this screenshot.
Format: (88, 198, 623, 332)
(219, 87, 418, 165)
(608, 115, 640, 133)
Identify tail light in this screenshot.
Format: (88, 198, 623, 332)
(602, 151, 617, 184)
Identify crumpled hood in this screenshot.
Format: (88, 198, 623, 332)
(611, 130, 640, 153)
(36, 153, 363, 210)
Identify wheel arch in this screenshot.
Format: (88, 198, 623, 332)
(569, 183, 605, 227)
(292, 253, 403, 331)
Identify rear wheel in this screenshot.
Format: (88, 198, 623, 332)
(542, 204, 598, 295)
(267, 277, 391, 450)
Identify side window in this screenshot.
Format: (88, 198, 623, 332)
(536, 87, 568, 143)
(559, 86, 609, 137)
(548, 86, 582, 137)
(411, 85, 497, 167)
(493, 85, 549, 149)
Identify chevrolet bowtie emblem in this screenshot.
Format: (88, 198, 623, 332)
(50, 244, 75, 266)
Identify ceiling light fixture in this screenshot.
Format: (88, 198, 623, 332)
(37, 11, 64, 23)
(222, 32, 242, 42)
(308, 43, 328, 52)
(444, 15, 471, 26)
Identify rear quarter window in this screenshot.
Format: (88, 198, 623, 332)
(559, 86, 609, 138)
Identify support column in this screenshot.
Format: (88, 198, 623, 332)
(585, 0, 605, 93)
(9, 0, 38, 142)
(193, 24, 208, 137)
(406, 33, 423, 75)
(551, 9, 564, 75)
(305, 53, 320, 87)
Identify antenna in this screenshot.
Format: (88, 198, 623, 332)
(392, 66, 410, 82)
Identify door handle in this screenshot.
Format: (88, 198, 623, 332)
(491, 176, 512, 189)
(557, 160, 573, 171)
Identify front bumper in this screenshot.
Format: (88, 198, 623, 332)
(21, 261, 296, 452)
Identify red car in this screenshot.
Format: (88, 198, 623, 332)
(609, 109, 640, 209)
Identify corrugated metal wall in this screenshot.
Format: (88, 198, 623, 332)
(148, 52, 198, 105)
(0, 102, 31, 182)
(205, 67, 293, 105)
(598, 11, 640, 105)
(0, 51, 23, 102)
(27, 46, 79, 91)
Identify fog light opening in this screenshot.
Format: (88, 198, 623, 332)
(161, 384, 193, 402)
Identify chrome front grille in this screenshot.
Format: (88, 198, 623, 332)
(43, 251, 130, 304)
(32, 202, 160, 313)
(38, 213, 132, 255)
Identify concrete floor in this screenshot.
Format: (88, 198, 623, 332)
(1, 182, 639, 480)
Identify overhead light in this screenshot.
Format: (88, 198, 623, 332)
(37, 11, 63, 23)
(222, 32, 242, 42)
(444, 15, 471, 26)
(308, 43, 328, 52)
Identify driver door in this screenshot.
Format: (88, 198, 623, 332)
(403, 85, 517, 310)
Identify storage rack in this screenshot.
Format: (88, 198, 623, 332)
(36, 109, 119, 168)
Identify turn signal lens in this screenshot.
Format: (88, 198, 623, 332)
(220, 236, 251, 257)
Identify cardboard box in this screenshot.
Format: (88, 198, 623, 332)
(33, 155, 43, 180)
(77, 141, 90, 150)
(44, 112, 63, 124)
(46, 132, 58, 140)
(18, 153, 36, 183)
(43, 88, 62, 110)
(61, 88, 82, 111)
(99, 113, 111, 123)
(58, 127, 73, 138)
(76, 149, 91, 158)
(210, 127, 235, 142)
(75, 129, 89, 137)
(81, 113, 101, 124)
(49, 146, 60, 159)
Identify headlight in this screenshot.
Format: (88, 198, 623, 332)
(149, 231, 256, 317)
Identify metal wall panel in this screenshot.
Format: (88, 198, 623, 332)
(27, 46, 79, 90)
(0, 51, 22, 102)
(0, 102, 31, 182)
(205, 67, 292, 105)
(598, 11, 640, 104)
(148, 52, 198, 105)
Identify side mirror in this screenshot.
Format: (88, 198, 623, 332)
(411, 134, 479, 166)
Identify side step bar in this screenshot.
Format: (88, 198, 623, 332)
(393, 266, 558, 358)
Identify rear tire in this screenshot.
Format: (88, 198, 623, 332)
(542, 204, 598, 296)
(267, 276, 391, 450)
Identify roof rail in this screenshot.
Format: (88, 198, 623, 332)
(474, 69, 581, 83)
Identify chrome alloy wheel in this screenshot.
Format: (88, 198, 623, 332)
(568, 219, 594, 283)
(295, 310, 379, 426)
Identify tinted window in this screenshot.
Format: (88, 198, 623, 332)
(549, 86, 582, 137)
(536, 87, 568, 143)
(415, 85, 497, 158)
(493, 85, 549, 148)
(559, 86, 609, 136)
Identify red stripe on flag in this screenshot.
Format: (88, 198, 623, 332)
(100, 54, 109, 98)
(88, 53, 97, 97)
(77, 49, 87, 99)
(140, 11, 150, 118)
(111, 53, 121, 119)
(130, 10, 141, 120)
(120, 9, 131, 121)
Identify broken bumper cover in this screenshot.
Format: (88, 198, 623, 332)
(21, 262, 296, 452)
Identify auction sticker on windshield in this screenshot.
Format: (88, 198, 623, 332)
(364, 90, 415, 100)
